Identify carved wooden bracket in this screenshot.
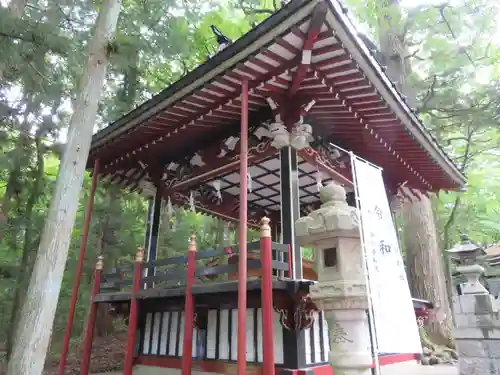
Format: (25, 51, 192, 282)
(274, 294, 319, 331)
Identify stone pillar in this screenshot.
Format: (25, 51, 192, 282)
(448, 238, 500, 375)
(295, 183, 372, 375)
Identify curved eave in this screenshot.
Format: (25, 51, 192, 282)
(89, 0, 317, 150)
(324, 0, 466, 188)
(88, 0, 466, 192)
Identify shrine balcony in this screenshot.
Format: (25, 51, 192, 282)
(94, 241, 333, 372)
(95, 240, 309, 305)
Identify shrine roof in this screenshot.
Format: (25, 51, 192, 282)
(88, 0, 466, 193)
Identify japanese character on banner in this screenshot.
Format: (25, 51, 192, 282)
(379, 240, 392, 254)
(371, 248, 380, 272)
(373, 205, 383, 219)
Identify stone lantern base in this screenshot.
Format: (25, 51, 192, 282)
(311, 281, 372, 375)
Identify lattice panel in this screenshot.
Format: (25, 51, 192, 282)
(210, 156, 334, 212)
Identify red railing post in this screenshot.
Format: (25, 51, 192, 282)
(80, 255, 104, 375)
(59, 159, 100, 375)
(260, 217, 275, 375)
(124, 247, 144, 375)
(182, 234, 197, 375)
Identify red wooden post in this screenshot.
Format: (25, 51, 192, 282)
(260, 217, 275, 375)
(59, 158, 100, 375)
(80, 255, 104, 375)
(182, 234, 197, 375)
(124, 247, 144, 375)
(237, 79, 249, 375)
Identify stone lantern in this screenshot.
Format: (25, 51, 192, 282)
(295, 183, 372, 375)
(448, 235, 500, 375)
(447, 234, 487, 295)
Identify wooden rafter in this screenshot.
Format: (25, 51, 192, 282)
(288, 2, 328, 95)
(88, 1, 464, 192)
(309, 66, 430, 191)
(99, 58, 301, 174)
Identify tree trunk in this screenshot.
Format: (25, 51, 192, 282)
(6, 0, 122, 373)
(93, 46, 139, 337)
(6, 136, 45, 361)
(377, 0, 453, 343)
(402, 193, 452, 345)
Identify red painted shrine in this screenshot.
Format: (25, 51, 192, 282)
(59, 0, 466, 374)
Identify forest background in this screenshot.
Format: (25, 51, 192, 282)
(0, 0, 499, 371)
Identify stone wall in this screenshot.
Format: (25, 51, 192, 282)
(453, 293, 500, 375)
(487, 277, 500, 297)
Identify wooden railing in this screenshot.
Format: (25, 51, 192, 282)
(83, 218, 281, 375)
(99, 241, 291, 293)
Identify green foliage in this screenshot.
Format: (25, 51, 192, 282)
(343, 0, 500, 250)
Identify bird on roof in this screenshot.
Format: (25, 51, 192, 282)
(210, 25, 232, 54)
(460, 233, 470, 242)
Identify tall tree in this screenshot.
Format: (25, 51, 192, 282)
(379, 0, 453, 344)
(348, 0, 455, 343)
(6, 0, 122, 372)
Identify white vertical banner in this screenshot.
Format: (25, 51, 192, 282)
(352, 156, 422, 355)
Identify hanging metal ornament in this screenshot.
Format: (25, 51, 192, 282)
(224, 136, 239, 151)
(189, 191, 196, 212)
(167, 197, 174, 217)
(210, 180, 223, 202)
(290, 117, 313, 150)
(268, 120, 290, 149)
(315, 168, 323, 192)
(167, 196, 176, 231)
(138, 160, 148, 169)
(247, 172, 252, 193)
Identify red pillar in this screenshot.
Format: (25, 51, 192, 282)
(237, 79, 249, 375)
(182, 234, 197, 375)
(124, 248, 144, 375)
(260, 217, 275, 375)
(59, 159, 100, 375)
(80, 256, 104, 375)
